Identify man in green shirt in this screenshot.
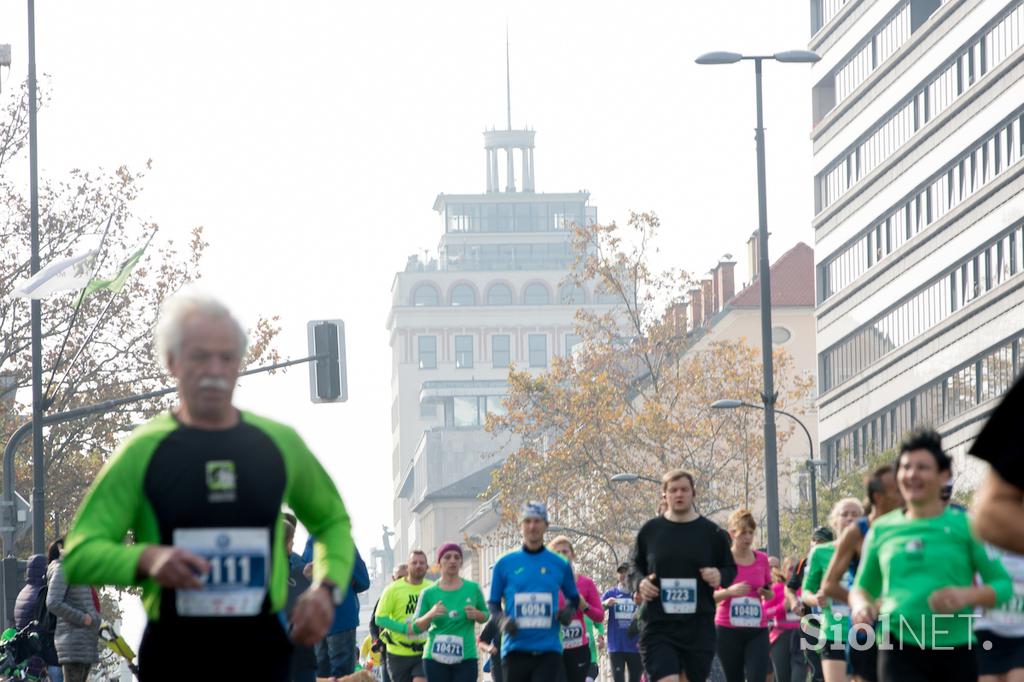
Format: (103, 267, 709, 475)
(850, 428, 1013, 681)
(62, 292, 355, 681)
(375, 550, 434, 682)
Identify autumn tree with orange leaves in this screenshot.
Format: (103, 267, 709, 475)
(485, 212, 813, 584)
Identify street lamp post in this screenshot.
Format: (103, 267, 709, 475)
(696, 49, 819, 558)
(610, 473, 662, 485)
(711, 398, 825, 527)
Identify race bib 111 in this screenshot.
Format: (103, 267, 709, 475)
(173, 527, 269, 617)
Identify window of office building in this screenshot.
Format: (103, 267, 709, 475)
(492, 335, 511, 368)
(412, 285, 440, 307)
(523, 283, 550, 305)
(418, 335, 437, 369)
(451, 284, 476, 306)
(455, 335, 474, 369)
(487, 283, 513, 305)
(559, 284, 586, 304)
(819, 219, 1024, 392)
(529, 334, 548, 368)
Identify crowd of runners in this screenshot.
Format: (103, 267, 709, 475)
(37, 292, 1024, 682)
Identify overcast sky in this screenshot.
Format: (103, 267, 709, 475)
(0, 0, 816, 645)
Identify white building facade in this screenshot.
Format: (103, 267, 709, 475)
(810, 0, 1024, 483)
(387, 128, 613, 562)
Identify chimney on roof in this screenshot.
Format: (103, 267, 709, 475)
(702, 279, 714, 323)
(747, 231, 760, 282)
(688, 286, 704, 329)
(714, 255, 737, 311)
(664, 302, 688, 334)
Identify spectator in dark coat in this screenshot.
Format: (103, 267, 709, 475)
(13, 554, 59, 672)
(302, 536, 370, 680)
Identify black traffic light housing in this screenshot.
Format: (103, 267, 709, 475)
(307, 320, 347, 403)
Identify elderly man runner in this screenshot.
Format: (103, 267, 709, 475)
(62, 291, 356, 681)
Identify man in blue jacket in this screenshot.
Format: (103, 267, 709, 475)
(303, 537, 370, 680)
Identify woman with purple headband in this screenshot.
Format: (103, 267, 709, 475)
(412, 543, 490, 682)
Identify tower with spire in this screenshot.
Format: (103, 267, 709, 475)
(385, 43, 614, 567)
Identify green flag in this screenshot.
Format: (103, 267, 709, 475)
(74, 247, 145, 306)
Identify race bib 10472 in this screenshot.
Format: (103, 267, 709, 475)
(173, 527, 269, 617)
(661, 578, 697, 614)
(562, 618, 585, 648)
(514, 592, 553, 629)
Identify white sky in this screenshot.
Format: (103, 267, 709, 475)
(0, 0, 816, 649)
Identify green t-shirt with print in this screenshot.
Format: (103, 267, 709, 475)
(802, 541, 851, 644)
(414, 579, 489, 663)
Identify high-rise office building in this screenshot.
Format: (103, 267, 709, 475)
(810, 0, 1024, 480)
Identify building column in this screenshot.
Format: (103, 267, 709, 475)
(486, 149, 493, 192)
(525, 147, 535, 191)
(490, 149, 499, 193)
(505, 146, 515, 192)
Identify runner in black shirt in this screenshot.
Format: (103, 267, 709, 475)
(970, 374, 1024, 553)
(631, 469, 737, 682)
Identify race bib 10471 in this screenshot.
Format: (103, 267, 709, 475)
(173, 527, 270, 617)
(431, 635, 464, 664)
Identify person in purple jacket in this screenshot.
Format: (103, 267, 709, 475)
(303, 536, 370, 680)
(602, 562, 641, 682)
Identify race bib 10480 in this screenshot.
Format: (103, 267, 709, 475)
(661, 578, 697, 614)
(514, 592, 553, 629)
(729, 596, 762, 627)
(173, 527, 269, 617)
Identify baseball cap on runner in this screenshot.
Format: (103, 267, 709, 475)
(520, 501, 548, 522)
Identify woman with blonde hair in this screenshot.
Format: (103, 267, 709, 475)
(713, 509, 773, 682)
(801, 497, 864, 682)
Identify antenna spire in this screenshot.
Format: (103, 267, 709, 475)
(505, 26, 512, 131)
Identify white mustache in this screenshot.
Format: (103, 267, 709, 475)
(198, 377, 232, 391)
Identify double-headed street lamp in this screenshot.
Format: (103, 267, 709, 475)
(696, 49, 819, 558)
(610, 473, 661, 485)
(711, 399, 827, 528)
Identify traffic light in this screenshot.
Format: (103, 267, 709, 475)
(307, 320, 347, 403)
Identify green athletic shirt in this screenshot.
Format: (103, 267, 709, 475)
(62, 411, 355, 622)
(586, 617, 604, 664)
(375, 577, 434, 656)
(854, 506, 1012, 648)
(414, 579, 488, 662)
(802, 541, 851, 644)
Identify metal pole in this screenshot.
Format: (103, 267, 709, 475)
(27, 0, 47, 555)
(753, 57, 781, 558)
(808, 460, 819, 529)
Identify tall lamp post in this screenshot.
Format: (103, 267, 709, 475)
(711, 398, 826, 528)
(696, 49, 819, 557)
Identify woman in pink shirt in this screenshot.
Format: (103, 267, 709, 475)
(713, 509, 773, 682)
(549, 535, 606, 682)
(763, 556, 805, 682)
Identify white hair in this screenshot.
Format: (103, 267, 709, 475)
(154, 290, 248, 370)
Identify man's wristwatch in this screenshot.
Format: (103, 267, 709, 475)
(316, 580, 344, 606)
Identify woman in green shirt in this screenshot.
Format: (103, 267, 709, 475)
(413, 543, 489, 682)
(849, 428, 1012, 682)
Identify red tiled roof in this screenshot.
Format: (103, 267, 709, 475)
(729, 241, 814, 308)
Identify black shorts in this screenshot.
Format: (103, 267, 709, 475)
(847, 640, 878, 681)
(639, 619, 716, 682)
(820, 639, 847, 661)
(139, 614, 291, 681)
(976, 630, 1024, 675)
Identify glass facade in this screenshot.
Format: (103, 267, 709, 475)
(450, 284, 476, 306)
(492, 335, 510, 368)
(442, 242, 574, 271)
(820, 218, 1024, 391)
(444, 201, 586, 233)
(811, 0, 853, 35)
(823, 333, 1023, 479)
(413, 285, 440, 306)
(418, 335, 437, 369)
(455, 335, 473, 369)
(820, 106, 1024, 301)
(486, 283, 513, 305)
(529, 334, 547, 368)
(817, 2, 1024, 217)
(443, 395, 508, 428)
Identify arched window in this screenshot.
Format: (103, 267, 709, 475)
(593, 283, 620, 304)
(450, 284, 476, 306)
(523, 283, 550, 305)
(486, 283, 513, 305)
(412, 285, 440, 307)
(559, 283, 586, 304)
